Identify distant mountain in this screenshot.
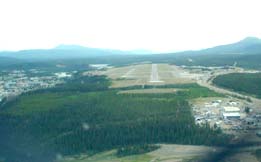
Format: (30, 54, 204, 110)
(198, 37, 261, 55)
(0, 46, 131, 60)
(0, 57, 25, 67)
(55, 44, 127, 54)
(56, 45, 154, 54)
(166, 37, 261, 69)
(0, 45, 155, 61)
(1, 37, 260, 61)
(128, 49, 154, 54)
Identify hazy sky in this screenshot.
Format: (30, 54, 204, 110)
(1, 0, 261, 52)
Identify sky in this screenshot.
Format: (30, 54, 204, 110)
(0, 0, 261, 52)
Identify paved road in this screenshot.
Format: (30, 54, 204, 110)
(121, 68, 135, 78)
(197, 72, 261, 112)
(195, 69, 261, 162)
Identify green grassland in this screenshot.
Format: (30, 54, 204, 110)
(0, 75, 228, 162)
(57, 144, 218, 162)
(213, 73, 261, 98)
(56, 150, 153, 162)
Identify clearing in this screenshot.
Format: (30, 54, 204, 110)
(94, 64, 197, 88)
(57, 144, 220, 162)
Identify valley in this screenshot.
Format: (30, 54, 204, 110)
(1, 38, 261, 162)
(2, 1, 261, 161)
(0, 63, 229, 162)
(91, 63, 261, 162)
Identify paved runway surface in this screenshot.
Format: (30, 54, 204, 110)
(150, 64, 163, 83)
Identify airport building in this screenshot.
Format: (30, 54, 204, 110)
(223, 112, 241, 119)
(223, 106, 240, 113)
(222, 106, 241, 119)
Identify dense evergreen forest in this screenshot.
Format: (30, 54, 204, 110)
(2, 52, 261, 72)
(0, 74, 230, 162)
(213, 73, 261, 98)
(254, 149, 261, 161)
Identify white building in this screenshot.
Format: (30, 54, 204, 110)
(223, 112, 240, 119)
(224, 106, 240, 113)
(90, 64, 109, 69)
(55, 72, 72, 78)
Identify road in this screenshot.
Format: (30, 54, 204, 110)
(121, 68, 135, 78)
(197, 70, 261, 112)
(195, 69, 261, 162)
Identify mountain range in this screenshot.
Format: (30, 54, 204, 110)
(199, 37, 261, 55)
(0, 45, 155, 61)
(0, 37, 261, 61)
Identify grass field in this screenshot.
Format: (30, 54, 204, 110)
(99, 64, 196, 88)
(118, 88, 179, 94)
(57, 144, 219, 162)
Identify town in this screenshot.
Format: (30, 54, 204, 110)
(0, 69, 72, 103)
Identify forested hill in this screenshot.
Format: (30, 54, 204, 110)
(213, 73, 261, 98)
(198, 37, 261, 55)
(0, 48, 124, 60)
(0, 74, 230, 162)
(1, 37, 261, 70)
(0, 45, 151, 61)
(0, 57, 24, 67)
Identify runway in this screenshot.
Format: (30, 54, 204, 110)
(150, 64, 163, 83)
